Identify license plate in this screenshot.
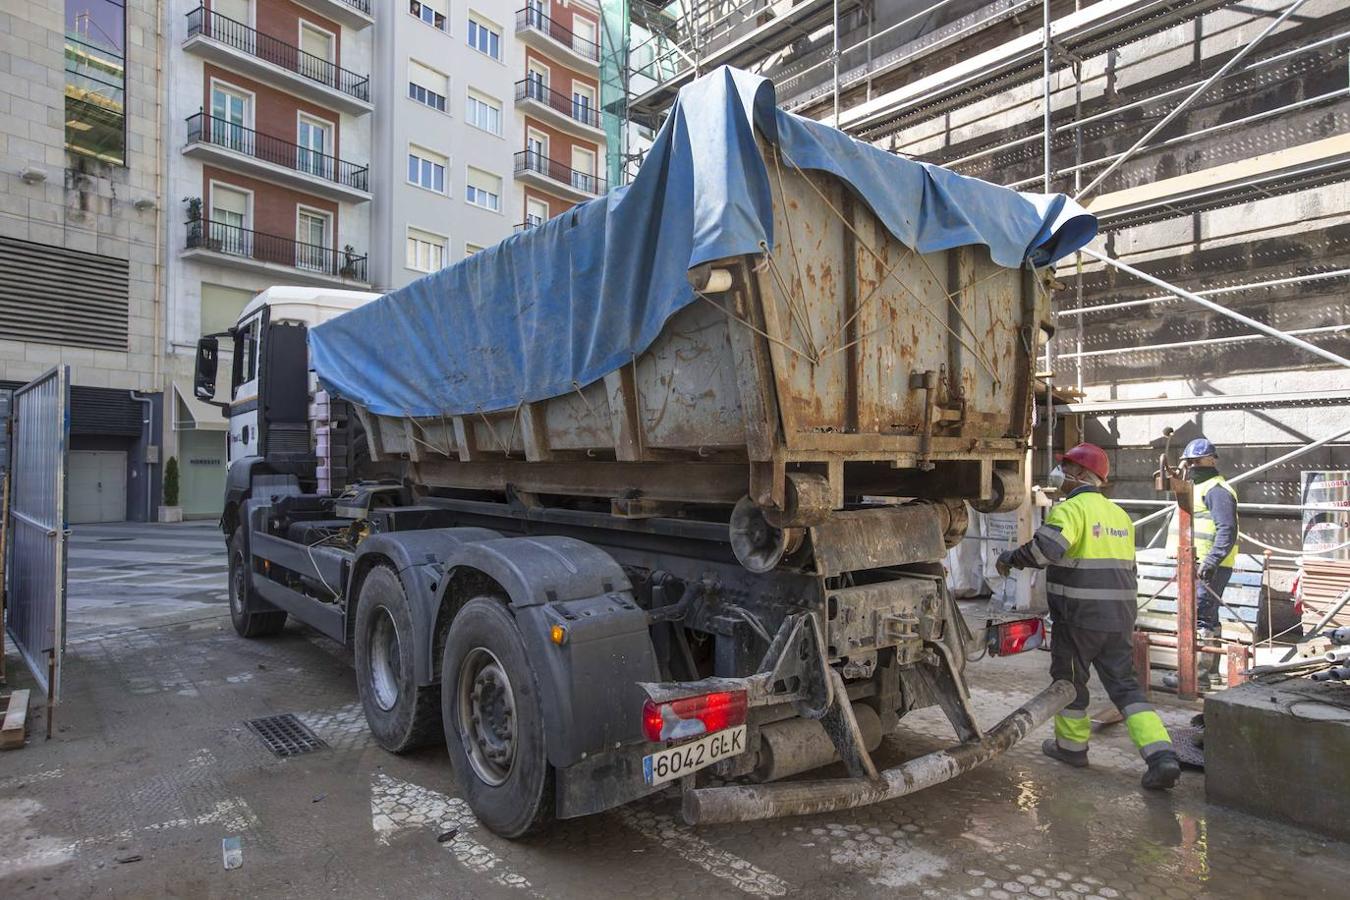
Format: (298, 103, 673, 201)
(642, 725, 747, 786)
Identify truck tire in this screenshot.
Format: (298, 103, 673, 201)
(354, 566, 442, 752)
(228, 529, 287, 638)
(441, 597, 555, 838)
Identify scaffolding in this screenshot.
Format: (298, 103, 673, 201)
(619, 0, 1350, 550)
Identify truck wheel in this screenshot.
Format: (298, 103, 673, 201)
(442, 597, 554, 838)
(228, 529, 287, 638)
(354, 566, 442, 752)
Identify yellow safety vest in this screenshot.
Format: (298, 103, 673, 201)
(1166, 475, 1238, 567)
(1035, 488, 1137, 630)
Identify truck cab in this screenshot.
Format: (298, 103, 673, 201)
(194, 286, 382, 531)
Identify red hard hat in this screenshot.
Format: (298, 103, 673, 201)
(1058, 442, 1110, 481)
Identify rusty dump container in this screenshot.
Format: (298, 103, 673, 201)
(359, 141, 1050, 525)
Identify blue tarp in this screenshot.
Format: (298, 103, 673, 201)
(311, 66, 1097, 418)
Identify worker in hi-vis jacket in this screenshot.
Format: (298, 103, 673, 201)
(1165, 437, 1238, 690)
(998, 442, 1181, 790)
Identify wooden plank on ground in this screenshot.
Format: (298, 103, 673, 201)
(1, 689, 30, 749)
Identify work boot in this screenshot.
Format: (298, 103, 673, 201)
(1141, 749, 1181, 790)
(1041, 738, 1088, 768)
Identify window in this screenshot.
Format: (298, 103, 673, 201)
(408, 145, 447, 193)
(572, 83, 595, 125)
(65, 0, 127, 165)
(525, 198, 548, 229)
(233, 317, 259, 393)
(468, 16, 500, 60)
(210, 184, 250, 256)
(571, 147, 597, 193)
(409, 0, 446, 31)
(573, 15, 598, 55)
(465, 167, 501, 212)
(297, 115, 332, 179)
(465, 244, 484, 257)
(296, 208, 331, 271)
(406, 227, 447, 273)
(209, 83, 250, 152)
(298, 21, 335, 85)
(408, 60, 448, 112)
(465, 89, 501, 135)
(526, 130, 547, 169)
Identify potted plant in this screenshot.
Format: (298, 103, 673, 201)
(339, 244, 359, 278)
(184, 196, 203, 247)
(159, 455, 183, 523)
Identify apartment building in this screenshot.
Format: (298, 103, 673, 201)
(513, 0, 607, 230)
(370, 1, 608, 291)
(0, 0, 165, 523)
(163, 0, 375, 517)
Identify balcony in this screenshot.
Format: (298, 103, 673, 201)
(184, 113, 371, 203)
(293, 0, 373, 30)
(183, 219, 369, 287)
(515, 7, 600, 72)
(514, 216, 545, 233)
(515, 79, 605, 138)
(184, 7, 371, 115)
(513, 150, 605, 202)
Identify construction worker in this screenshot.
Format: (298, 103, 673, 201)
(1165, 436, 1238, 689)
(997, 442, 1181, 790)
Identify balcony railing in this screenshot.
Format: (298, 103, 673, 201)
(186, 219, 367, 281)
(187, 113, 369, 191)
(514, 215, 545, 233)
(515, 7, 600, 63)
(186, 7, 370, 102)
(514, 150, 606, 195)
(515, 79, 601, 130)
(338, 0, 371, 12)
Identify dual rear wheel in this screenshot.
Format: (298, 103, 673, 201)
(352, 568, 553, 837)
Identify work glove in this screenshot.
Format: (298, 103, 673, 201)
(1197, 561, 1215, 583)
(996, 551, 1014, 578)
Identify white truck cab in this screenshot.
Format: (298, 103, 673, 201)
(195, 286, 381, 465)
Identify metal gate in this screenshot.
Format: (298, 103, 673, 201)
(6, 366, 69, 710)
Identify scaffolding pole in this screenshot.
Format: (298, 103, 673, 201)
(1080, 249, 1350, 371)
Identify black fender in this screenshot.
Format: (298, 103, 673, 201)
(347, 528, 502, 684)
(221, 456, 266, 537)
(438, 535, 661, 769)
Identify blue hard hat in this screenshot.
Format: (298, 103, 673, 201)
(1181, 437, 1217, 460)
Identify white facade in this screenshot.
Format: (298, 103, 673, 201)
(372, 1, 522, 291)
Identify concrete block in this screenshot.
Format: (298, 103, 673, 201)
(1205, 679, 1350, 843)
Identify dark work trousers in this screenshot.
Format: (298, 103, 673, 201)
(1197, 566, 1233, 632)
(1049, 622, 1149, 712)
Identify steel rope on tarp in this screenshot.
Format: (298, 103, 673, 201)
(775, 147, 1004, 383)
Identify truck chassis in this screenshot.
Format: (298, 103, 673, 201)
(226, 472, 1065, 836)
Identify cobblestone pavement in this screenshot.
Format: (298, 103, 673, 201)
(2, 522, 1348, 898)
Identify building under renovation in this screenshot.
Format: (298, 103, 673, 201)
(611, 0, 1350, 557)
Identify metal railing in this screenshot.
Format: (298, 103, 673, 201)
(514, 215, 545, 233)
(186, 7, 370, 102)
(186, 113, 369, 191)
(515, 79, 601, 129)
(338, 0, 371, 13)
(186, 219, 367, 281)
(515, 7, 600, 62)
(514, 150, 606, 195)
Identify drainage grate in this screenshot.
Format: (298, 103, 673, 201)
(246, 714, 327, 757)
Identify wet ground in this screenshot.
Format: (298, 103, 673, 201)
(2, 521, 1348, 898)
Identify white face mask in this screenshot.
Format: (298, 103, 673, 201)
(1048, 465, 1067, 489)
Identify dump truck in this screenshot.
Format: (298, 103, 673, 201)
(196, 67, 1091, 837)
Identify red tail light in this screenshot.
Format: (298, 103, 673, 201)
(991, 618, 1045, 656)
(642, 690, 748, 743)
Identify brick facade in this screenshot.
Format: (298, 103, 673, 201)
(201, 165, 340, 241)
(202, 63, 344, 158)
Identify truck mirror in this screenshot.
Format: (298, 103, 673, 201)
(195, 336, 219, 400)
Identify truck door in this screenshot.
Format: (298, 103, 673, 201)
(229, 310, 263, 463)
